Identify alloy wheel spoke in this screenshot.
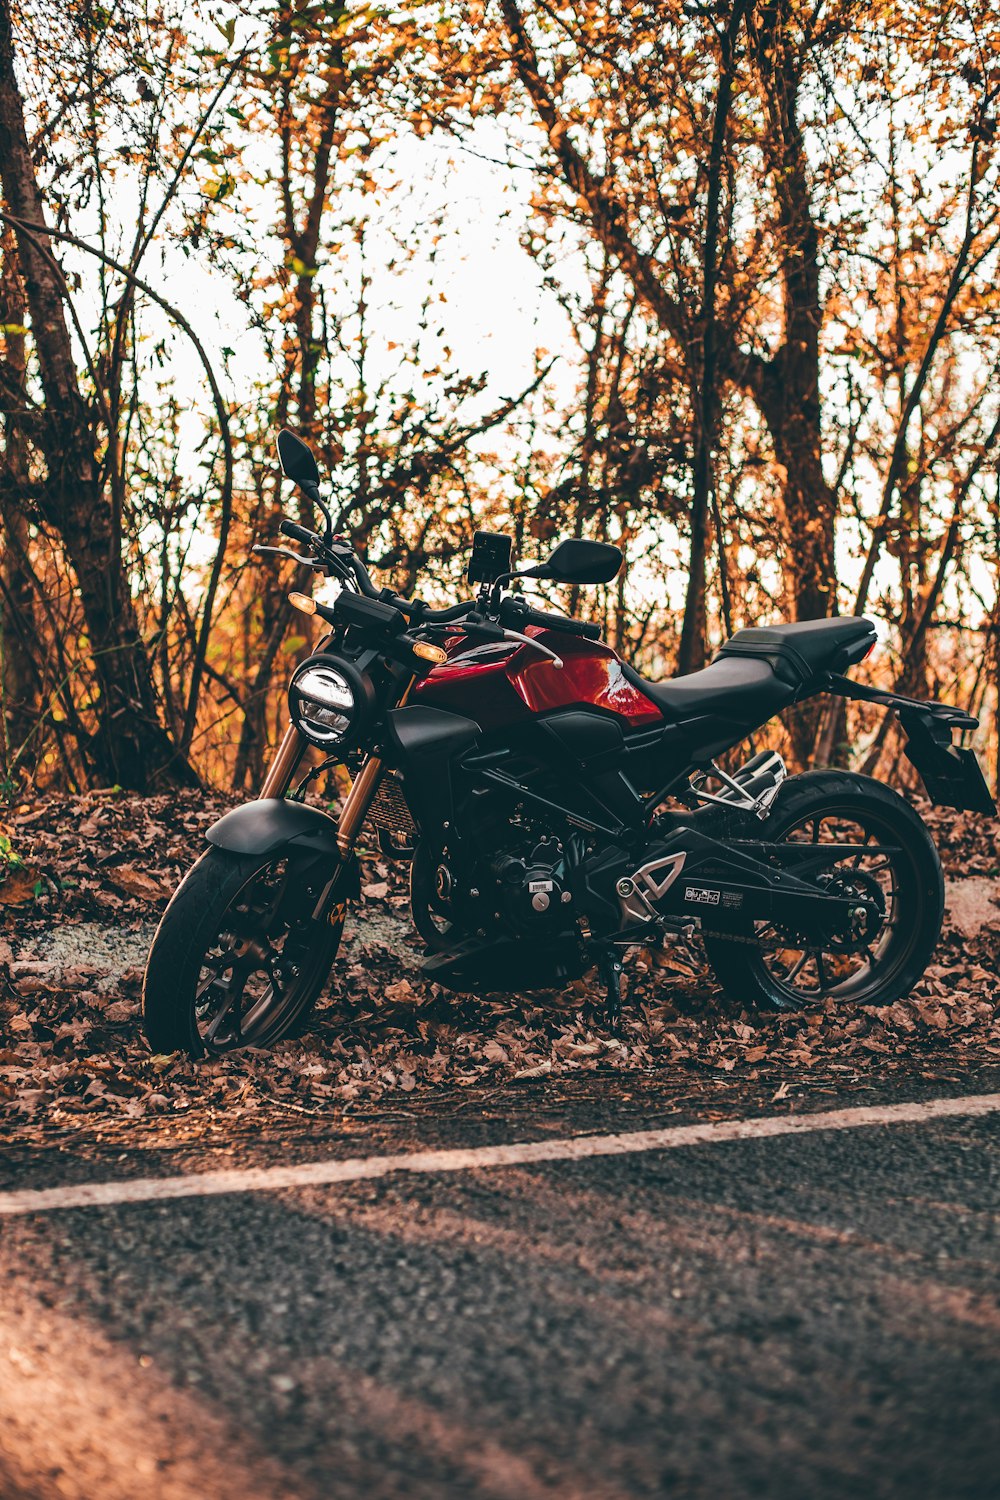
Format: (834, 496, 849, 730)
(850, 831, 873, 870)
(202, 972, 246, 1047)
(783, 949, 811, 983)
(814, 949, 831, 993)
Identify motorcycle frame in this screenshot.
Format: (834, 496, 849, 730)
(254, 712, 868, 947)
(246, 642, 992, 956)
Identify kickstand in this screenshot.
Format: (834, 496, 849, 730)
(598, 948, 624, 1033)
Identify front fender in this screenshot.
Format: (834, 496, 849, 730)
(206, 798, 343, 858)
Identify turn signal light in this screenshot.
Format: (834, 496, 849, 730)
(412, 641, 448, 664)
(288, 592, 317, 616)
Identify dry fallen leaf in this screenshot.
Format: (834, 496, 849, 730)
(0, 867, 39, 906)
(4, 788, 1000, 1132)
(106, 865, 172, 902)
(514, 1060, 552, 1080)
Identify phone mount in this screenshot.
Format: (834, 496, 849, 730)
(467, 530, 513, 586)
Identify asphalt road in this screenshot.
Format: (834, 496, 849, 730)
(2, 1074, 999, 1500)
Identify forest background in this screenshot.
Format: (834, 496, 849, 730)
(1, 0, 999, 799)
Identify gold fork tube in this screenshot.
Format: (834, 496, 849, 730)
(260, 669, 412, 839)
(334, 673, 414, 854)
(336, 755, 384, 855)
(258, 723, 307, 799)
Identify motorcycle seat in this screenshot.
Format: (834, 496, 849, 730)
(628, 617, 877, 726)
(714, 617, 877, 679)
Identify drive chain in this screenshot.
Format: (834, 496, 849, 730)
(698, 927, 866, 955)
(699, 927, 769, 948)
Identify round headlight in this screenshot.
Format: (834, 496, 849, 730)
(288, 654, 372, 749)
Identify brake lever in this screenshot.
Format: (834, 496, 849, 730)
(500, 627, 563, 669)
(455, 620, 563, 669)
(252, 544, 324, 569)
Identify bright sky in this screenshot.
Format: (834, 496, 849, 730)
(151, 123, 571, 409)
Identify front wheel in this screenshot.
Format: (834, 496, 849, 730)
(142, 846, 345, 1056)
(702, 771, 944, 1011)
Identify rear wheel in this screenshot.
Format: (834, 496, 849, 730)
(702, 771, 943, 1011)
(142, 847, 344, 1056)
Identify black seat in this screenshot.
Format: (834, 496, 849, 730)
(627, 617, 877, 729)
(714, 618, 877, 679)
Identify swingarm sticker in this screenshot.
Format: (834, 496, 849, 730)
(684, 886, 743, 909)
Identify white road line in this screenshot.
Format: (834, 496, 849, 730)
(2, 1092, 998, 1218)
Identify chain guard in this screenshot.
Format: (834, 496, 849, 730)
(702, 867, 886, 953)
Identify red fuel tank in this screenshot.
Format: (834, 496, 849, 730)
(412, 626, 663, 733)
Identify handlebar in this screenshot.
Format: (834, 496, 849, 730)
(279, 519, 317, 547)
(262, 519, 598, 648)
(499, 597, 602, 640)
(419, 598, 477, 624)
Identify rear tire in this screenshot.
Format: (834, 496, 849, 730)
(702, 771, 943, 1011)
(142, 846, 344, 1056)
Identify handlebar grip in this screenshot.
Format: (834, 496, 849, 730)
(422, 599, 476, 623)
(280, 519, 316, 546)
(500, 598, 602, 640)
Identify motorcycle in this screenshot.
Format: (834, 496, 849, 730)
(142, 430, 996, 1056)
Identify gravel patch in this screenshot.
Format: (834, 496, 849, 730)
(945, 877, 1000, 939)
(6, 903, 417, 1000)
(31, 922, 157, 984)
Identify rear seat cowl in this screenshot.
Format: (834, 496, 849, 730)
(715, 617, 877, 685)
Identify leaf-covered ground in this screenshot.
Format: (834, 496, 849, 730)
(1, 791, 999, 1141)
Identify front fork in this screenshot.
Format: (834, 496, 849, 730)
(257, 724, 385, 933)
(258, 722, 386, 859)
(259, 721, 308, 799)
(258, 672, 416, 919)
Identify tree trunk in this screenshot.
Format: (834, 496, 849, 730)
(0, 228, 37, 780)
(743, 0, 838, 762)
(0, 0, 194, 790)
(746, 0, 837, 628)
(0, 502, 36, 779)
(749, 345, 837, 625)
(679, 0, 750, 674)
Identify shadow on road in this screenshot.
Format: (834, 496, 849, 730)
(3, 1113, 999, 1499)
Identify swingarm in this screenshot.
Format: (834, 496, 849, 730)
(626, 827, 880, 943)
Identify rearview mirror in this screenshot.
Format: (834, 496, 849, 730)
(277, 429, 321, 491)
(524, 538, 622, 586)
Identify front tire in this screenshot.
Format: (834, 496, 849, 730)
(703, 771, 943, 1011)
(142, 846, 344, 1056)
